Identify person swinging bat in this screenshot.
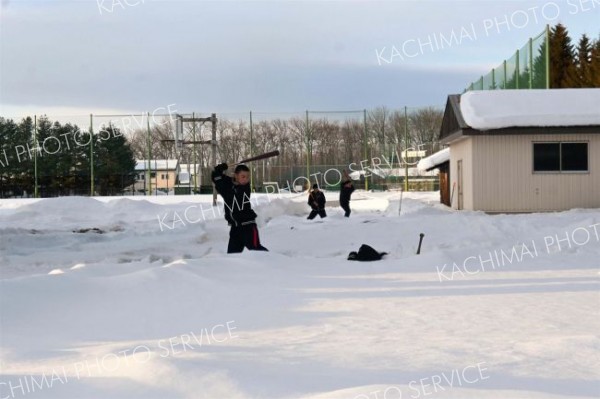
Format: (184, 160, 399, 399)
(211, 151, 278, 253)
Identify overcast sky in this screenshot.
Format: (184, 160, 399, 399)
(0, 0, 598, 120)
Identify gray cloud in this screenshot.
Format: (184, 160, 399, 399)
(1, 0, 598, 115)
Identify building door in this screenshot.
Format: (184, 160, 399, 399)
(457, 159, 463, 210)
(439, 164, 450, 206)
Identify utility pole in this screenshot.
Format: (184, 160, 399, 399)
(169, 113, 218, 201)
(211, 113, 217, 205)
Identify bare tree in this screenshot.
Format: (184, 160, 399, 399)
(368, 107, 392, 157)
(409, 107, 443, 153)
(124, 106, 442, 190)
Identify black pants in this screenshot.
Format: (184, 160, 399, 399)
(340, 202, 351, 217)
(227, 223, 268, 253)
(307, 208, 327, 220)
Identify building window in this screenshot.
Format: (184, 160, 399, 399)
(150, 172, 156, 178)
(561, 143, 588, 171)
(533, 142, 588, 172)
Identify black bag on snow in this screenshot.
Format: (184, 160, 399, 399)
(347, 244, 388, 261)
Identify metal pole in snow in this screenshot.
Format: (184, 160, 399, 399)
(417, 233, 424, 255)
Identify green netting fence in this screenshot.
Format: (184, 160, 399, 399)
(466, 26, 549, 91)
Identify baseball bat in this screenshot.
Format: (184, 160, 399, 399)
(235, 150, 280, 165)
(416, 233, 424, 255)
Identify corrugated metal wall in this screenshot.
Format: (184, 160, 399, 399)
(449, 137, 473, 210)
(468, 134, 599, 212)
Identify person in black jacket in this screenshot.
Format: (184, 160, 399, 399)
(307, 184, 327, 220)
(212, 163, 268, 253)
(339, 179, 355, 217)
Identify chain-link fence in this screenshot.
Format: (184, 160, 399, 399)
(1, 106, 443, 198)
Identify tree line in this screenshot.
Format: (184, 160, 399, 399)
(0, 117, 137, 197)
(549, 23, 600, 88)
(127, 107, 444, 188)
(1, 107, 443, 197)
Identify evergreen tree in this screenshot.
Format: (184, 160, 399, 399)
(94, 125, 137, 195)
(0, 118, 22, 196)
(70, 127, 93, 195)
(34, 117, 55, 196)
(574, 34, 593, 87)
(531, 38, 548, 89)
(549, 24, 578, 88)
(590, 36, 600, 87)
(51, 123, 80, 195)
(15, 117, 36, 196)
(518, 66, 531, 89)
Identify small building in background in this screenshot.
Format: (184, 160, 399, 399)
(176, 163, 203, 194)
(438, 89, 600, 212)
(134, 159, 179, 194)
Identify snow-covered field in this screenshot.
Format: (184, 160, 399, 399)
(0, 191, 598, 399)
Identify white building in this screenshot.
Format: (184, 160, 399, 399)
(134, 159, 179, 193)
(439, 89, 600, 212)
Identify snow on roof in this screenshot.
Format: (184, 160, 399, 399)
(348, 167, 437, 179)
(135, 159, 178, 171)
(179, 164, 202, 174)
(417, 148, 450, 172)
(460, 89, 600, 130)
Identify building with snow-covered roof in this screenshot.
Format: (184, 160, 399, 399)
(417, 148, 450, 206)
(439, 89, 600, 212)
(134, 159, 179, 193)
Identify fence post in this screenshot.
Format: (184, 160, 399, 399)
(249, 111, 254, 191)
(90, 114, 94, 196)
(363, 109, 369, 191)
(529, 37, 533, 89)
(404, 106, 408, 192)
(545, 24, 550, 89)
(211, 113, 217, 206)
(192, 112, 197, 193)
(515, 50, 520, 89)
(33, 115, 38, 198)
(503, 60, 507, 89)
(305, 110, 310, 188)
(146, 112, 151, 196)
(381, 108, 386, 161)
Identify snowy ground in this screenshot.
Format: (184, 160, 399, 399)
(0, 191, 598, 399)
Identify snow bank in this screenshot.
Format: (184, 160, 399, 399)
(1, 193, 599, 399)
(460, 89, 600, 130)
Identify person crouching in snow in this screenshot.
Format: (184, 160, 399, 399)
(339, 179, 355, 217)
(212, 163, 268, 253)
(307, 184, 327, 220)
